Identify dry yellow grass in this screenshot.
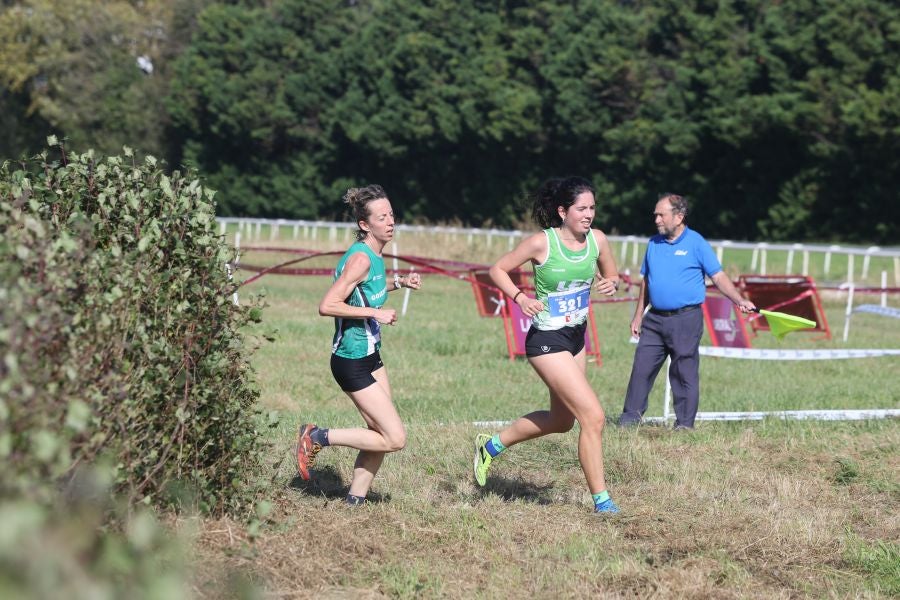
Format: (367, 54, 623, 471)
(185, 233, 899, 598)
(184, 421, 898, 599)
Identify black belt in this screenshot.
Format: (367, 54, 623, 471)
(649, 303, 701, 317)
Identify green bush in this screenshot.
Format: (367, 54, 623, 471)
(0, 487, 190, 599)
(0, 138, 268, 514)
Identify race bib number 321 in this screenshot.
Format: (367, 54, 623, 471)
(547, 286, 590, 323)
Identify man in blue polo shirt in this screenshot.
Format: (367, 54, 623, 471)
(618, 193, 755, 429)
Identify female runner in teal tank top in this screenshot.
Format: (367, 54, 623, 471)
(473, 177, 623, 514)
(294, 184, 422, 506)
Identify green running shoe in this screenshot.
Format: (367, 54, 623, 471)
(473, 433, 493, 487)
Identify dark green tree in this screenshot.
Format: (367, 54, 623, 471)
(4, 0, 896, 242)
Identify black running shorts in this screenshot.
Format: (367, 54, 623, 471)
(525, 322, 587, 358)
(330, 351, 384, 392)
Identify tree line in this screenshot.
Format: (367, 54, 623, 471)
(2, 0, 897, 243)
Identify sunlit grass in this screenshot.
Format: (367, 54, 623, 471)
(190, 242, 899, 598)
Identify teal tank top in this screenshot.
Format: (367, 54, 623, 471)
(531, 228, 599, 331)
(331, 242, 388, 358)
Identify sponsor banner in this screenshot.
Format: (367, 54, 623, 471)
(703, 295, 751, 348)
(699, 346, 900, 360)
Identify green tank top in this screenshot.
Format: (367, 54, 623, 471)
(531, 228, 599, 330)
(331, 242, 388, 358)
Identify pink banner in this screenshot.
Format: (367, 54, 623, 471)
(703, 295, 751, 348)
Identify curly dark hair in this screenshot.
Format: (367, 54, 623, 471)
(530, 176, 595, 229)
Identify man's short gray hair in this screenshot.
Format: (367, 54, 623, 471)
(659, 193, 688, 218)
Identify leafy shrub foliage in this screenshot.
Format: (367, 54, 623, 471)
(0, 139, 267, 514)
(0, 495, 190, 599)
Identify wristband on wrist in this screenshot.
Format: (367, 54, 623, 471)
(513, 290, 524, 302)
(394, 273, 401, 289)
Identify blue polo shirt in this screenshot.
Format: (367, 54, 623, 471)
(641, 227, 722, 311)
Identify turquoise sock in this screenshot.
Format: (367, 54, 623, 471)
(592, 490, 610, 506)
(485, 434, 506, 457)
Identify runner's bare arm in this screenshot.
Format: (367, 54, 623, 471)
(319, 253, 397, 324)
(489, 233, 547, 317)
(592, 230, 619, 296)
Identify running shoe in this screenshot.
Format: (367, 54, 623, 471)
(295, 423, 323, 481)
(594, 497, 620, 514)
(473, 433, 493, 487)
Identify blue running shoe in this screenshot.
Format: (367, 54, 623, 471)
(594, 498, 620, 514)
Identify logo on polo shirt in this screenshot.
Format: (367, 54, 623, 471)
(675, 250, 689, 256)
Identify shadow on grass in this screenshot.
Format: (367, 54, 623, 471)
(287, 466, 391, 504)
(476, 475, 556, 505)
(615, 420, 679, 439)
(637, 424, 677, 439)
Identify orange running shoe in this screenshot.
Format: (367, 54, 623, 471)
(295, 423, 322, 480)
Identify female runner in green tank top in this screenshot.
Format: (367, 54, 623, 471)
(474, 176, 622, 513)
(295, 185, 422, 506)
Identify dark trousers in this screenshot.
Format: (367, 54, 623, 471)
(619, 307, 704, 428)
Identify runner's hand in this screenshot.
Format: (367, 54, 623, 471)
(595, 276, 617, 296)
(373, 308, 397, 325)
(404, 273, 422, 289)
(516, 294, 545, 318)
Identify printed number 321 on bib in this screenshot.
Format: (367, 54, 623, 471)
(548, 286, 590, 321)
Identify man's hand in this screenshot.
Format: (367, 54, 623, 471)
(630, 314, 643, 337)
(735, 299, 755, 314)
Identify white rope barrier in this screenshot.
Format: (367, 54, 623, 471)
(474, 408, 900, 429)
(644, 409, 900, 423)
(698, 346, 900, 360)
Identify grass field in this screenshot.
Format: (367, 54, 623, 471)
(188, 239, 899, 598)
